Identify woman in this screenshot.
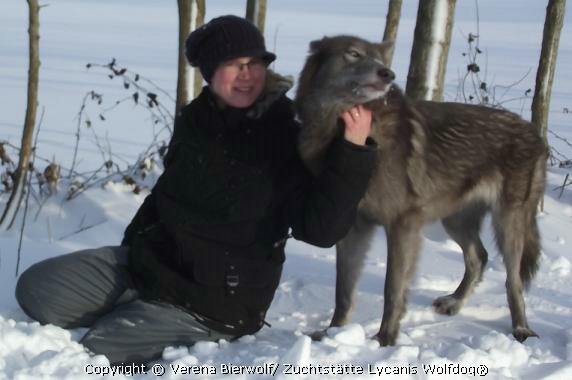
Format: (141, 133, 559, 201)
(15, 15, 376, 365)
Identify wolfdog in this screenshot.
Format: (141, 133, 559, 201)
(295, 35, 547, 346)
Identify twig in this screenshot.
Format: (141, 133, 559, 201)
(89, 123, 110, 164)
(66, 162, 106, 200)
(549, 129, 572, 150)
(551, 173, 571, 197)
(57, 219, 106, 241)
(33, 187, 49, 222)
(493, 68, 532, 102)
(560, 177, 569, 198)
(70, 91, 91, 178)
(1, 140, 72, 174)
(474, 0, 480, 52)
(86, 61, 175, 121)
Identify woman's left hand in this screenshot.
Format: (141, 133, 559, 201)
(340, 105, 372, 146)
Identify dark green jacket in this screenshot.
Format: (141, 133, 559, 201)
(123, 86, 377, 336)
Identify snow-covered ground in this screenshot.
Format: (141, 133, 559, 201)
(1, 1, 571, 379)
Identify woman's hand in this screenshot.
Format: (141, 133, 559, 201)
(341, 105, 372, 146)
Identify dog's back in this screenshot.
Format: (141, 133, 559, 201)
(361, 89, 546, 225)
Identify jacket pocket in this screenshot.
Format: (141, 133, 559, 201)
(192, 251, 283, 324)
(192, 252, 282, 289)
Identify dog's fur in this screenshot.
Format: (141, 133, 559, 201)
(295, 35, 547, 346)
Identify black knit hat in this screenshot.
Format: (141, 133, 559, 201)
(185, 15, 276, 82)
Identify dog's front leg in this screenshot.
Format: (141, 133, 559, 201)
(331, 216, 376, 327)
(309, 217, 375, 341)
(376, 219, 422, 346)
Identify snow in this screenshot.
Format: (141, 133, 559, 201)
(1, 0, 572, 379)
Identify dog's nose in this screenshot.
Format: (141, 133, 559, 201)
(378, 68, 395, 82)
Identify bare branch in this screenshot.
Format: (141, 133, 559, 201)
(57, 219, 107, 241)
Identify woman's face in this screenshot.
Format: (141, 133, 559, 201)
(210, 56, 267, 108)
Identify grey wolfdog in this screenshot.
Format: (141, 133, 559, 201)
(295, 35, 547, 346)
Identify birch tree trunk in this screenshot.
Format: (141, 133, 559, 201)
(0, 0, 40, 230)
(382, 0, 402, 67)
(246, 0, 267, 33)
(405, 0, 456, 101)
(531, 0, 566, 144)
(175, 0, 205, 114)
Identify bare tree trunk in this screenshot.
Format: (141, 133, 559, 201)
(175, 0, 206, 114)
(382, 0, 402, 67)
(175, 0, 191, 114)
(0, 0, 40, 230)
(246, 0, 267, 33)
(192, 0, 206, 99)
(531, 0, 566, 144)
(405, 0, 456, 101)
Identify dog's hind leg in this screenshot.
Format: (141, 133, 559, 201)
(493, 203, 539, 342)
(494, 154, 544, 342)
(310, 215, 375, 341)
(376, 217, 423, 346)
(433, 202, 488, 316)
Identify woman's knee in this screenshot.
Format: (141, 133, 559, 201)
(15, 261, 54, 324)
(16, 247, 133, 328)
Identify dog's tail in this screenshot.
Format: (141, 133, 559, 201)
(520, 214, 541, 288)
(520, 153, 546, 288)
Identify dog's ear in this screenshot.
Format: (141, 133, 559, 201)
(309, 37, 330, 54)
(379, 39, 395, 65)
(297, 38, 330, 104)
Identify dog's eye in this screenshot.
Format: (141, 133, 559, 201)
(348, 49, 360, 58)
(345, 49, 362, 61)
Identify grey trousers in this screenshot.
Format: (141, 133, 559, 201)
(15, 246, 233, 365)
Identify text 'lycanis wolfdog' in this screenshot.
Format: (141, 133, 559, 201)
(295, 35, 547, 346)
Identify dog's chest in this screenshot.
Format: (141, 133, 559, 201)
(358, 159, 411, 225)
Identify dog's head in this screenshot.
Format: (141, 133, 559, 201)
(296, 35, 395, 107)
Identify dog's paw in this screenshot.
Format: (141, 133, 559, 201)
(433, 295, 462, 316)
(512, 327, 539, 342)
(308, 329, 328, 342)
(373, 330, 397, 347)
